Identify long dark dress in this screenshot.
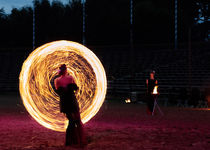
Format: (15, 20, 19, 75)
(57, 83, 86, 146)
(146, 79, 157, 114)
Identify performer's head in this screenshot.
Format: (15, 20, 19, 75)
(59, 64, 67, 76)
(150, 70, 155, 79)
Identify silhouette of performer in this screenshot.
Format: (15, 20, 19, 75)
(54, 64, 86, 147)
(146, 71, 158, 115)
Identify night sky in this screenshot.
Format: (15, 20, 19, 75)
(0, 0, 69, 14)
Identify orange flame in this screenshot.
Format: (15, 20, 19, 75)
(19, 40, 107, 132)
(153, 86, 158, 94)
(125, 98, 131, 103)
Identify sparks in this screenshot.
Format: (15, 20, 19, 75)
(19, 40, 107, 132)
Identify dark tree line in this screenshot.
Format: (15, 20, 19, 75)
(0, 0, 208, 48)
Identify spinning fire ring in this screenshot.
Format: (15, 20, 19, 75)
(19, 40, 107, 132)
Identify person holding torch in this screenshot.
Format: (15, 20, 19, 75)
(146, 70, 158, 115)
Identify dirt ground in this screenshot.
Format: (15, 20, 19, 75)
(0, 95, 210, 150)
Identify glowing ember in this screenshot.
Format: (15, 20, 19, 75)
(153, 86, 158, 95)
(125, 99, 131, 103)
(19, 40, 107, 132)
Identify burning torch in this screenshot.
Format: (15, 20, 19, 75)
(152, 85, 164, 116)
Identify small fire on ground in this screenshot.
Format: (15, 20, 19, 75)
(125, 98, 131, 103)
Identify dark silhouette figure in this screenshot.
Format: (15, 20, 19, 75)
(146, 71, 158, 115)
(54, 64, 86, 147)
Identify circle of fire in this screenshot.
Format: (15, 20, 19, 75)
(19, 40, 107, 132)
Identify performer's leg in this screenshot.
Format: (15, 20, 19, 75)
(147, 95, 154, 114)
(152, 100, 156, 116)
(65, 122, 71, 146)
(65, 114, 74, 146)
(74, 113, 86, 146)
(66, 112, 86, 147)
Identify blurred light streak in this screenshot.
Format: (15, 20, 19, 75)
(19, 40, 107, 132)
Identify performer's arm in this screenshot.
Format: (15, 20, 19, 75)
(54, 78, 59, 90)
(155, 80, 158, 85)
(70, 77, 79, 91)
(146, 79, 149, 93)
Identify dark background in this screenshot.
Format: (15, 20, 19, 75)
(0, 0, 209, 48)
(0, 0, 209, 106)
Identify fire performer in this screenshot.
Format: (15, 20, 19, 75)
(54, 64, 86, 147)
(146, 71, 158, 115)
